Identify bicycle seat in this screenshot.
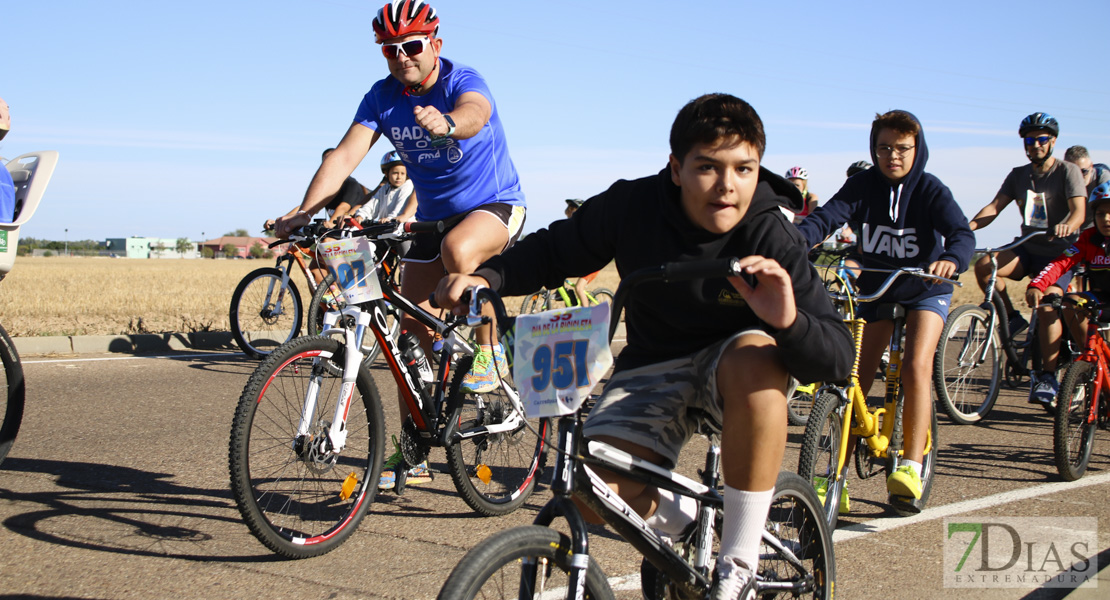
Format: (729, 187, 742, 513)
(874, 303, 906, 321)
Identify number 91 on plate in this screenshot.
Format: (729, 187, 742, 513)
(513, 304, 613, 419)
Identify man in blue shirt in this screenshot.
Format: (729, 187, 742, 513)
(274, 0, 526, 486)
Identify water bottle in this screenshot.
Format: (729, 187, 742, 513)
(398, 330, 434, 384)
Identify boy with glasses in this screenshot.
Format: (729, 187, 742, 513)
(967, 112, 1087, 405)
(798, 110, 974, 511)
(436, 93, 853, 600)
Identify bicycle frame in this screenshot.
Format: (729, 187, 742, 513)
(1073, 320, 1110, 427)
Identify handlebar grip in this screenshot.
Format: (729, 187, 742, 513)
(405, 221, 445, 234)
(662, 257, 742, 282)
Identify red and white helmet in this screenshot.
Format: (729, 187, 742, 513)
(373, 0, 440, 43)
(785, 166, 808, 180)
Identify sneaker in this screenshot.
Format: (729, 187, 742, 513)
(886, 465, 922, 499)
(1029, 372, 1059, 407)
(1009, 313, 1029, 338)
(711, 557, 755, 600)
(461, 347, 500, 393)
(404, 461, 434, 485)
(378, 436, 404, 490)
(491, 343, 510, 379)
(813, 477, 851, 515)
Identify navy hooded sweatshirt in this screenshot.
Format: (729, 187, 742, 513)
(797, 111, 975, 304)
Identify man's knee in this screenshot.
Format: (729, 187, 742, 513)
(717, 337, 788, 407)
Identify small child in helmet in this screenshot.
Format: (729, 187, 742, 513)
(1026, 181, 1110, 395)
(785, 166, 818, 224)
(354, 151, 418, 224)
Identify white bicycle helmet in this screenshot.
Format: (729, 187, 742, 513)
(785, 166, 808, 180)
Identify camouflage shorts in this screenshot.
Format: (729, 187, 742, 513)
(582, 330, 790, 469)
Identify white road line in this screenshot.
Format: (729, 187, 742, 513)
(834, 471, 1110, 542)
(22, 352, 240, 364)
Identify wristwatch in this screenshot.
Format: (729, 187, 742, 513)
(443, 114, 456, 137)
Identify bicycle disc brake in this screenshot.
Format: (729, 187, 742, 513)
(400, 417, 429, 467)
(295, 422, 339, 475)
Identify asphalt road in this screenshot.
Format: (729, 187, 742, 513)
(0, 348, 1108, 599)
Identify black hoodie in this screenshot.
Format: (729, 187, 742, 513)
(797, 111, 975, 304)
(474, 166, 854, 385)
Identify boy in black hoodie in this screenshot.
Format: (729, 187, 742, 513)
(798, 110, 974, 510)
(436, 93, 852, 598)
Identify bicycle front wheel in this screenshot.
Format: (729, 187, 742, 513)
(228, 335, 386, 558)
(1053, 360, 1098, 481)
(230, 267, 304, 359)
(797, 391, 847, 531)
(437, 525, 615, 600)
(934, 304, 1001, 424)
(0, 325, 25, 466)
(445, 365, 548, 517)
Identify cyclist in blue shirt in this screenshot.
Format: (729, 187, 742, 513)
(273, 0, 526, 486)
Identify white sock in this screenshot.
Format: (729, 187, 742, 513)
(644, 488, 698, 536)
(718, 485, 774, 572)
(901, 459, 922, 477)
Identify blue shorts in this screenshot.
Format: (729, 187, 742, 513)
(1014, 245, 1073, 292)
(856, 293, 953, 324)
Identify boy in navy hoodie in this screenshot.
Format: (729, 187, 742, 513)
(436, 93, 852, 599)
(798, 110, 974, 510)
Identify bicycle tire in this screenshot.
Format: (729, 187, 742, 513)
(1053, 360, 1098, 481)
(230, 266, 303, 359)
(797, 392, 847, 531)
(588, 288, 614, 307)
(933, 304, 1002, 425)
(0, 324, 25, 466)
(641, 471, 836, 600)
(228, 335, 385, 558)
(307, 275, 399, 363)
(437, 525, 614, 600)
(519, 290, 548, 315)
(445, 364, 548, 516)
(887, 392, 938, 516)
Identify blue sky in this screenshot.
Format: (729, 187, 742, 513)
(3, 0, 1108, 249)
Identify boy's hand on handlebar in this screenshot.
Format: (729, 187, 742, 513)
(928, 259, 958, 280)
(435, 274, 492, 315)
(727, 255, 796, 331)
(1026, 287, 1044, 309)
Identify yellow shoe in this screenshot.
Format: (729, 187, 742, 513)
(886, 465, 922, 499)
(838, 480, 850, 515)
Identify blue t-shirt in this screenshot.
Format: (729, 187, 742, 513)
(354, 58, 525, 221)
(0, 165, 14, 223)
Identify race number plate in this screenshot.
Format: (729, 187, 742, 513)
(318, 237, 384, 304)
(514, 304, 613, 418)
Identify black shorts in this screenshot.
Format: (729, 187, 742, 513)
(404, 203, 526, 263)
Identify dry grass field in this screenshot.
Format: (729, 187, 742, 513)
(0, 256, 1023, 338)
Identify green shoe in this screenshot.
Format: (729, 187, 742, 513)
(813, 476, 829, 507)
(886, 465, 922, 499)
(461, 348, 499, 393)
(838, 480, 850, 515)
(379, 435, 403, 490)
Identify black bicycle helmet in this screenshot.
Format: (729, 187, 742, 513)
(1019, 112, 1060, 138)
(846, 160, 872, 177)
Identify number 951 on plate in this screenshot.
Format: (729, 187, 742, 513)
(513, 304, 614, 419)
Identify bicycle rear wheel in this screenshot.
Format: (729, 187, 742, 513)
(446, 363, 548, 516)
(588, 288, 614, 307)
(230, 267, 304, 359)
(759, 471, 836, 600)
(228, 335, 385, 558)
(1053, 360, 1098, 481)
(787, 382, 816, 427)
(437, 525, 614, 600)
(797, 391, 847, 531)
(933, 304, 1001, 424)
(0, 324, 25, 466)
(887, 393, 938, 516)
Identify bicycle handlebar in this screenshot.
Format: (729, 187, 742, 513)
(976, 230, 1046, 255)
(270, 219, 445, 249)
(832, 267, 962, 304)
